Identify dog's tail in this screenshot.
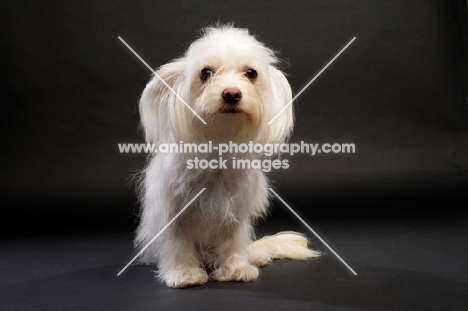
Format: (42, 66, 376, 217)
(247, 231, 321, 267)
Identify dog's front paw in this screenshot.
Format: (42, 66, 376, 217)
(211, 263, 259, 282)
(162, 267, 208, 288)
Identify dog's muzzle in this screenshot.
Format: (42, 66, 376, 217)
(221, 88, 242, 113)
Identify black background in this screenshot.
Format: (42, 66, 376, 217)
(2, 0, 467, 233)
(2, 1, 468, 310)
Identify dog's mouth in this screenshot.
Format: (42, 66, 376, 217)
(220, 106, 243, 113)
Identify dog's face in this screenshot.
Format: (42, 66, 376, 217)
(140, 26, 294, 144)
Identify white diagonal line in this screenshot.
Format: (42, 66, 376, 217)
(117, 188, 206, 276)
(268, 37, 356, 124)
(118, 36, 207, 125)
(268, 188, 357, 276)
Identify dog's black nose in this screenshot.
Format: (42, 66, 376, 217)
(222, 88, 242, 104)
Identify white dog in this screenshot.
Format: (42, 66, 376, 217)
(136, 25, 320, 288)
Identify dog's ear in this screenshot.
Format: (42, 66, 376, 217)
(139, 58, 189, 143)
(262, 66, 294, 144)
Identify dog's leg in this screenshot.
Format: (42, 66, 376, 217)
(157, 230, 208, 288)
(211, 222, 259, 282)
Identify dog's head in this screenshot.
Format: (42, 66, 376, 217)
(140, 25, 293, 144)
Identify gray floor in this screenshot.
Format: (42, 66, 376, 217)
(2, 211, 467, 311)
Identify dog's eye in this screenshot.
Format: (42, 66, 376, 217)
(245, 69, 257, 79)
(200, 68, 213, 82)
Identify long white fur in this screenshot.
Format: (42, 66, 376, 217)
(135, 25, 320, 288)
